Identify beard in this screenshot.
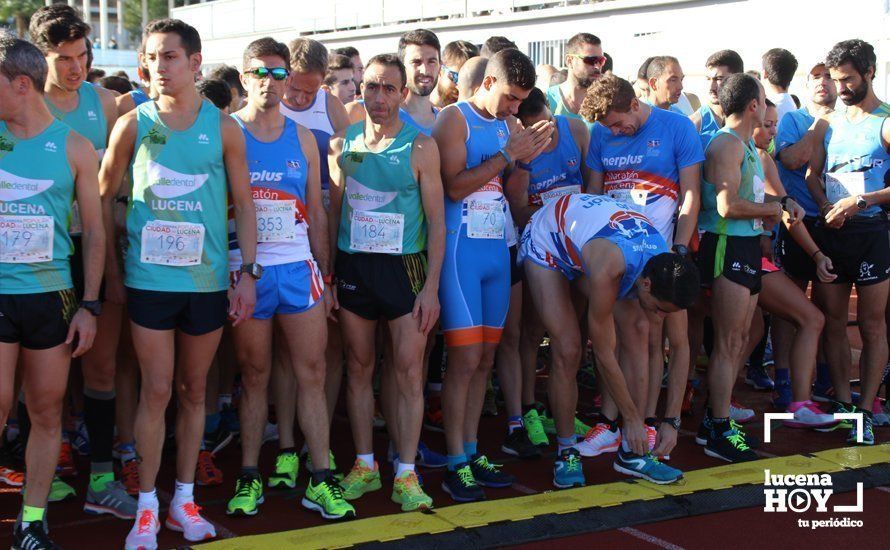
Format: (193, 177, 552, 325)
(576, 71, 600, 89)
(839, 81, 868, 106)
(409, 77, 436, 97)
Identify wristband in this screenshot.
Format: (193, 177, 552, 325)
(498, 148, 512, 165)
(516, 161, 533, 172)
(322, 274, 333, 285)
(810, 249, 822, 260)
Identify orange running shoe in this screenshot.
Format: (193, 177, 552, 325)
(120, 458, 140, 495)
(57, 440, 77, 478)
(195, 450, 223, 486)
(0, 466, 24, 488)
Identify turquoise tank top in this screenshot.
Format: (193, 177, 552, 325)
(338, 121, 426, 255)
(46, 83, 107, 155)
(126, 100, 229, 292)
(700, 128, 766, 236)
(0, 120, 75, 293)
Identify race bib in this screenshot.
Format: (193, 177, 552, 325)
(752, 174, 766, 231)
(466, 199, 505, 239)
(0, 215, 53, 263)
(540, 185, 582, 205)
(350, 210, 404, 253)
(69, 200, 83, 235)
(608, 188, 648, 212)
(255, 199, 296, 243)
(140, 220, 205, 266)
(825, 172, 865, 204)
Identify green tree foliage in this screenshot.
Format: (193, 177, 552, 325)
(122, 0, 167, 42)
(0, 0, 45, 38)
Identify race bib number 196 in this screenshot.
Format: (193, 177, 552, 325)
(255, 199, 296, 243)
(0, 215, 54, 263)
(140, 220, 205, 266)
(350, 210, 404, 253)
(466, 199, 505, 239)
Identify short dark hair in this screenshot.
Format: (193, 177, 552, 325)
(332, 46, 360, 59)
(637, 56, 655, 80)
(603, 52, 613, 73)
(207, 64, 244, 97)
(398, 29, 441, 64)
(197, 78, 232, 110)
(566, 33, 601, 56)
(718, 73, 761, 117)
(29, 4, 91, 55)
(324, 54, 354, 86)
(516, 87, 548, 120)
(86, 68, 105, 82)
(481, 36, 517, 58)
(0, 35, 48, 92)
(826, 39, 876, 80)
(646, 56, 680, 80)
(764, 97, 776, 109)
(643, 253, 700, 309)
(485, 48, 535, 90)
(242, 37, 290, 73)
(443, 40, 478, 67)
(761, 48, 798, 89)
(143, 18, 201, 56)
(99, 75, 134, 94)
(706, 49, 744, 74)
(365, 53, 406, 88)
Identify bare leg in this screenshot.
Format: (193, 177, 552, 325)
(232, 318, 273, 468)
(496, 282, 523, 419)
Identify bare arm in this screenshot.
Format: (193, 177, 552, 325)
(114, 92, 135, 116)
(674, 163, 701, 247)
(804, 117, 831, 213)
(569, 118, 592, 187)
(327, 92, 352, 133)
(412, 134, 446, 334)
(327, 133, 346, 266)
(344, 100, 366, 125)
(298, 125, 330, 277)
(586, 170, 604, 195)
(689, 110, 702, 133)
(69, 134, 104, 302)
(706, 135, 781, 220)
(776, 123, 816, 171)
(433, 106, 506, 202)
(97, 86, 119, 156)
(504, 166, 534, 227)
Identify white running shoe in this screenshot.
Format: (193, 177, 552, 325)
(165, 499, 216, 542)
(783, 401, 838, 428)
(125, 508, 160, 550)
(729, 400, 755, 424)
(575, 423, 621, 457)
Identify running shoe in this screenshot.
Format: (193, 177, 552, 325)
(56, 440, 77, 478)
(125, 509, 159, 550)
(745, 364, 774, 390)
(695, 414, 712, 446)
(341, 459, 381, 500)
(522, 407, 549, 447)
(84, 480, 137, 520)
(195, 450, 223, 486)
(441, 464, 485, 502)
(416, 442, 448, 468)
(221, 403, 240, 434)
(70, 418, 90, 456)
(812, 381, 859, 404)
(705, 427, 758, 463)
(424, 395, 444, 433)
(482, 380, 498, 417)
(681, 380, 696, 416)
(391, 470, 433, 511)
(373, 403, 386, 430)
(574, 416, 593, 437)
(771, 379, 792, 410)
(575, 423, 621, 457)
(815, 401, 856, 432)
(613, 449, 683, 484)
(871, 398, 890, 427)
(469, 454, 514, 488)
(552, 448, 585, 489)
(303, 475, 356, 519)
(267, 451, 298, 489)
(848, 410, 875, 446)
(48, 477, 76, 502)
(729, 399, 756, 424)
(0, 466, 24, 488)
(120, 458, 140, 496)
(227, 474, 264, 516)
(305, 450, 343, 481)
(166, 500, 216, 542)
(783, 401, 838, 429)
(13, 520, 58, 550)
(541, 413, 592, 437)
(203, 425, 234, 456)
(646, 425, 657, 452)
(501, 427, 542, 459)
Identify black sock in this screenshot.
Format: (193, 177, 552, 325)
(84, 389, 116, 465)
(241, 466, 260, 478)
(521, 403, 536, 415)
(712, 417, 731, 435)
(279, 446, 296, 455)
(311, 468, 331, 484)
(644, 417, 659, 427)
(602, 415, 618, 432)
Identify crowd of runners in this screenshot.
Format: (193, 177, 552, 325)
(0, 5, 888, 549)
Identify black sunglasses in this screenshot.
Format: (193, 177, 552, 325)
(245, 67, 289, 81)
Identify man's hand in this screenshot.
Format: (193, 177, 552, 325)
(622, 420, 649, 456)
(505, 120, 554, 162)
(652, 423, 678, 458)
(815, 252, 837, 283)
(412, 285, 440, 336)
(67, 309, 97, 358)
(229, 277, 256, 326)
(783, 198, 805, 226)
(824, 196, 858, 228)
(323, 284, 338, 322)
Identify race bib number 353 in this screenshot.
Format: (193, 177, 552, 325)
(255, 199, 296, 243)
(350, 210, 404, 253)
(140, 220, 205, 266)
(0, 215, 54, 263)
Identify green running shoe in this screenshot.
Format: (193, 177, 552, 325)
(340, 459, 381, 500)
(392, 470, 433, 511)
(227, 474, 264, 516)
(541, 412, 556, 435)
(523, 409, 549, 447)
(574, 416, 593, 437)
(302, 476, 356, 520)
(541, 412, 590, 438)
(305, 450, 343, 481)
(49, 476, 76, 502)
(267, 451, 298, 489)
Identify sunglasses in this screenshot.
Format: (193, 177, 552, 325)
(443, 67, 459, 85)
(245, 67, 289, 81)
(569, 54, 606, 67)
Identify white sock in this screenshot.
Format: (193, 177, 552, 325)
(396, 462, 415, 476)
(173, 480, 194, 502)
(138, 489, 159, 510)
(357, 453, 375, 469)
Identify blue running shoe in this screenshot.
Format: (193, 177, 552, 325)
(613, 449, 683, 484)
(847, 410, 875, 446)
(416, 442, 448, 469)
(553, 448, 584, 489)
(812, 381, 859, 404)
(745, 365, 774, 390)
(771, 379, 792, 410)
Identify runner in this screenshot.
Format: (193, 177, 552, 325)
(697, 73, 784, 462)
(644, 56, 687, 114)
(28, 3, 135, 520)
(0, 35, 104, 549)
(457, 56, 487, 102)
(547, 33, 604, 120)
(324, 54, 356, 106)
(433, 48, 552, 501)
(690, 49, 744, 146)
(331, 46, 363, 99)
(220, 37, 351, 520)
(761, 48, 799, 123)
(582, 74, 702, 467)
(116, 42, 153, 115)
(519, 194, 697, 487)
(99, 19, 258, 549)
(806, 39, 890, 445)
(434, 40, 478, 109)
(328, 53, 444, 512)
(206, 65, 246, 114)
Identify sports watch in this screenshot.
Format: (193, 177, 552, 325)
(662, 417, 681, 431)
(240, 263, 264, 280)
(855, 195, 868, 210)
(80, 299, 102, 317)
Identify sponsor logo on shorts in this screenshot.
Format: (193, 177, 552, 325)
(860, 261, 876, 281)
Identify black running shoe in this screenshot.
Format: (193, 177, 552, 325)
(13, 521, 59, 550)
(441, 464, 485, 502)
(203, 424, 234, 456)
(469, 454, 515, 488)
(704, 427, 758, 463)
(501, 428, 542, 459)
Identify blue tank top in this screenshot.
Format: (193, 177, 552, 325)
(526, 115, 583, 206)
(280, 90, 335, 190)
(823, 105, 890, 220)
(399, 107, 438, 136)
(130, 88, 150, 107)
(698, 104, 722, 150)
(775, 107, 819, 217)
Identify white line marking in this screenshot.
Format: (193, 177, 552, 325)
(875, 486, 890, 494)
(511, 482, 537, 495)
(619, 527, 686, 549)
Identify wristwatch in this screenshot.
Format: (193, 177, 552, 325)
(80, 299, 102, 317)
(662, 417, 681, 431)
(779, 195, 791, 212)
(855, 195, 868, 210)
(671, 244, 688, 258)
(240, 263, 264, 280)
